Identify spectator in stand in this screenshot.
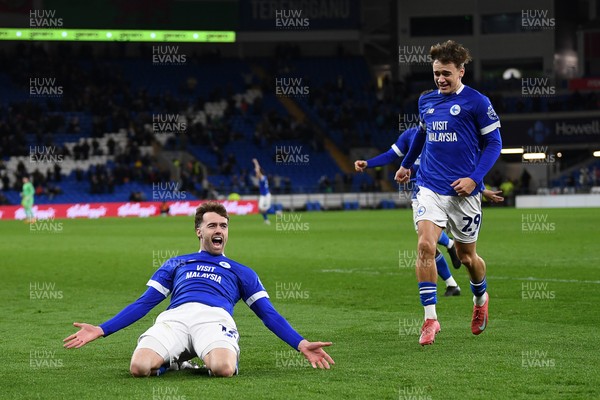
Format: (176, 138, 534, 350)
(0, 192, 9, 205)
(160, 201, 170, 217)
(579, 167, 590, 190)
(519, 169, 531, 195)
(499, 179, 515, 207)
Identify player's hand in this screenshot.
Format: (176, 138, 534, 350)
(451, 178, 477, 196)
(298, 339, 335, 369)
(394, 167, 411, 183)
(354, 160, 368, 172)
(63, 322, 104, 349)
(483, 189, 504, 203)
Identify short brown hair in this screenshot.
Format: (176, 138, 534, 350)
(195, 201, 229, 229)
(430, 40, 472, 69)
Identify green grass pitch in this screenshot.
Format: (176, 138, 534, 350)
(2, 208, 599, 399)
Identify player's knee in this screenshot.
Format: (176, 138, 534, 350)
(417, 238, 436, 258)
(210, 361, 237, 377)
(460, 255, 474, 268)
(457, 250, 476, 269)
(129, 360, 152, 377)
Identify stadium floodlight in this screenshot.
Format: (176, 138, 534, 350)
(0, 28, 235, 42)
(501, 148, 525, 154)
(502, 68, 522, 80)
(594, 151, 600, 157)
(522, 152, 546, 160)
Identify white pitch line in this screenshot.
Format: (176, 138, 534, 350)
(489, 276, 600, 285)
(320, 270, 600, 284)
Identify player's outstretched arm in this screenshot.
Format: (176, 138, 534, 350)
(63, 323, 104, 349)
(298, 339, 335, 369)
(249, 297, 335, 369)
(354, 160, 368, 172)
(63, 287, 165, 349)
(482, 189, 504, 203)
(252, 158, 262, 178)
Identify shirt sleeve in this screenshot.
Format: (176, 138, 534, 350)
(99, 286, 165, 336)
(400, 126, 426, 169)
(476, 96, 501, 136)
(365, 149, 400, 168)
(249, 297, 304, 350)
(469, 128, 502, 186)
(240, 270, 269, 307)
(146, 259, 177, 297)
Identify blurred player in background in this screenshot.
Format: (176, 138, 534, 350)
(395, 40, 502, 345)
(354, 124, 463, 297)
(20, 176, 35, 223)
(64, 201, 334, 376)
(253, 158, 271, 225)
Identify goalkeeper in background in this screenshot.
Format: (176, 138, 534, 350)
(20, 176, 35, 223)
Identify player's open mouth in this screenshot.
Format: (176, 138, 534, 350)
(212, 237, 223, 246)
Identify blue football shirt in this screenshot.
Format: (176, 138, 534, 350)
(147, 251, 268, 316)
(417, 85, 501, 196)
(392, 127, 421, 183)
(258, 176, 269, 196)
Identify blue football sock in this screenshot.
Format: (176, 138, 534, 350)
(438, 231, 450, 247)
(435, 251, 452, 281)
(262, 213, 268, 220)
(418, 282, 437, 306)
(470, 276, 487, 298)
(156, 364, 169, 376)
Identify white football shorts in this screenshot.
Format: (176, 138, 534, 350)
(413, 186, 483, 243)
(136, 302, 240, 364)
(258, 193, 271, 212)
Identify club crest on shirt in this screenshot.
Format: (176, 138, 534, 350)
(219, 261, 231, 269)
(487, 105, 499, 120)
(450, 104, 461, 116)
